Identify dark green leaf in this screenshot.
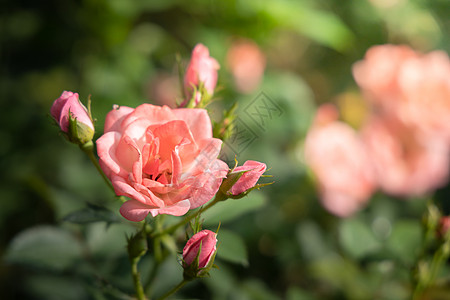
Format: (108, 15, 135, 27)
(216, 229, 248, 266)
(5, 225, 82, 271)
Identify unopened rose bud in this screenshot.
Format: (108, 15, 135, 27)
(182, 44, 219, 107)
(182, 230, 218, 279)
(50, 91, 94, 145)
(228, 160, 267, 196)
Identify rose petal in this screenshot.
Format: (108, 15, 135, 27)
(104, 105, 134, 133)
(148, 199, 191, 217)
(120, 200, 154, 222)
(172, 109, 213, 141)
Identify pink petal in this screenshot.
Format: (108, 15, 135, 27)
(120, 200, 154, 222)
(152, 120, 196, 162)
(96, 132, 128, 177)
(112, 175, 165, 208)
(115, 136, 140, 173)
(104, 105, 134, 133)
(172, 109, 213, 141)
(50, 91, 74, 121)
(148, 199, 191, 217)
(188, 159, 228, 209)
(121, 104, 176, 130)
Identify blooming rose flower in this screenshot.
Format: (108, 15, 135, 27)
(352, 44, 418, 113)
(230, 160, 267, 195)
(397, 50, 450, 142)
(183, 230, 217, 269)
(353, 45, 450, 142)
(183, 43, 220, 105)
(226, 39, 266, 94)
(50, 91, 94, 134)
(304, 104, 376, 217)
(96, 104, 229, 221)
(361, 115, 449, 197)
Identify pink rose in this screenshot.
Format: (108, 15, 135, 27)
(96, 104, 229, 221)
(50, 91, 94, 133)
(183, 44, 220, 104)
(230, 160, 267, 195)
(183, 230, 217, 269)
(361, 115, 449, 197)
(304, 105, 376, 217)
(353, 45, 450, 142)
(397, 50, 450, 142)
(352, 44, 418, 113)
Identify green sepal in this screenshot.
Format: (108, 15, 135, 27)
(189, 213, 204, 235)
(213, 102, 238, 141)
(67, 109, 94, 145)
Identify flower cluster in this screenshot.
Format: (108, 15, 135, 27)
(50, 43, 267, 223)
(49, 43, 269, 299)
(304, 44, 450, 217)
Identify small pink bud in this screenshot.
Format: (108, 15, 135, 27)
(183, 44, 220, 104)
(50, 91, 94, 145)
(230, 160, 267, 195)
(183, 230, 217, 269)
(51, 91, 94, 133)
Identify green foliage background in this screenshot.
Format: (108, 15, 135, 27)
(1, 0, 450, 299)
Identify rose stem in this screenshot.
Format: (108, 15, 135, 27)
(156, 279, 188, 300)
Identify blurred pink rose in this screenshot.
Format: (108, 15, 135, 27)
(183, 229, 217, 269)
(96, 104, 229, 221)
(397, 50, 450, 141)
(230, 160, 267, 195)
(353, 45, 450, 142)
(226, 39, 266, 94)
(183, 44, 220, 104)
(361, 115, 449, 197)
(304, 105, 376, 217)
(50, 91, 94, 133)
(352, 44, 418, 113)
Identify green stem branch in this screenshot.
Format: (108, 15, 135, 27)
(80, 141, 115, 193)
(130, 257, 147, 300)
(157, 279, 189, 300)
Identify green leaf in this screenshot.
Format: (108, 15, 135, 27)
(386, 220, 422, 264)
(5, 225, 82, 271)
(339, 217, 381, 259)
(25, 275, 88, 300)
(216, 229, 248, 266)
(62, 203, 120, 224)
(202, 191, 266, 225)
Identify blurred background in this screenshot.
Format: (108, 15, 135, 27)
(1, 0, 450, 299)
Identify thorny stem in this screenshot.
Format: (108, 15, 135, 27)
(130, 257, 147, 300)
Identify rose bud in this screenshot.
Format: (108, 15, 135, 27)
(220, 160, 267, 196)
(50, 91, 94, 145)
(182, 230, 218, 279)
(182, 44, 220, 107)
